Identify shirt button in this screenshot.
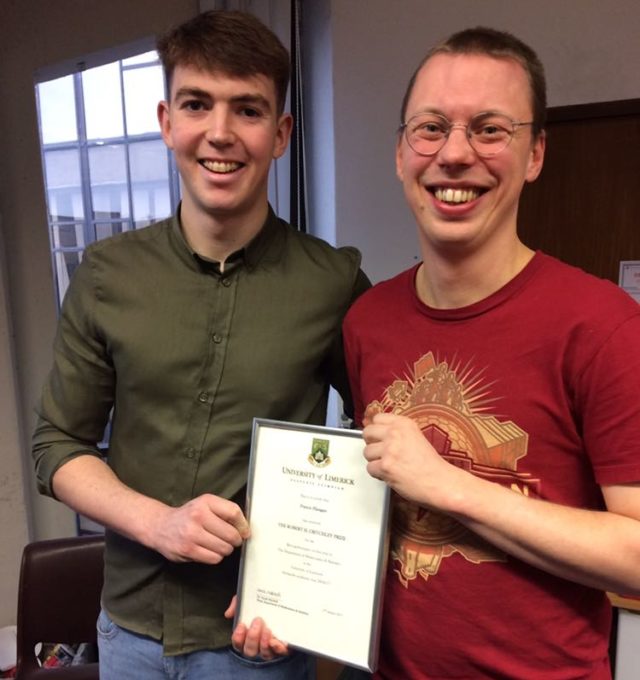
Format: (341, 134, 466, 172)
(186, 447, 196, 459)
(198, 392, 209, 403)
(211, 333, 222, 344)
(222, 278, 232, 287)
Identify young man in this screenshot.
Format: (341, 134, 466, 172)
(32, 10, 368, 680)
(343, 27, 640, 679)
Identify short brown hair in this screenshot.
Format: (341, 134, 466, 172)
(157, 10, 290, 115)
(400, 27, 547, 136)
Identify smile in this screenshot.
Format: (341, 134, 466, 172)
(433, 187, 482, 204)
(201, 160, 243, 174)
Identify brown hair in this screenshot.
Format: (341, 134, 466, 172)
(157, 10, 290, 115)
(400, 27, 547, 136)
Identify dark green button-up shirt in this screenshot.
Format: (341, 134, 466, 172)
(32, 207, 369, 654)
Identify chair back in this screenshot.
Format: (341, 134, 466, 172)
(15, 534, 104, 679)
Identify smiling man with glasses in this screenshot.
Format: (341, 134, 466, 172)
(342, 27, 640, 680)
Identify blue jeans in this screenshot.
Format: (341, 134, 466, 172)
(97, 609, 316, 680)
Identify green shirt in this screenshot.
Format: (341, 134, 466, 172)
(32, 207, 369, 654)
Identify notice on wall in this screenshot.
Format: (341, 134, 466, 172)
(619, 261, 640, 304)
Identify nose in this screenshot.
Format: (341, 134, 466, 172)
(205, 108, 235, 146)
(438, 124, 475, 165)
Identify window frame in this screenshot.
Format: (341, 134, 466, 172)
(35, 42, 181, 308)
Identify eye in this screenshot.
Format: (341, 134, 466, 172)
(181, 99, 206, 112)
(470, 116, 511, 142)
(479, 123, 503, 136)
(411, 118, 447, 139)
(239, 106, 264, 119)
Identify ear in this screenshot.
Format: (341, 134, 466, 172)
(157, 100, 174, 150)
(273, 113, 294, 159)
(525, 130, 546, 183)
(395, 135, 405, 182)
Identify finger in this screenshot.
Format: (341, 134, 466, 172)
(242, 617, 265, 658)
(215, 499, 251, 539)
(366, 460, 385, 481)
(269, 636, 289, 657)
(363, 442, 383, 462)
(224, 594, 237, 619)
(230, 513, 251, 540)
(200, 513, 247, 549)
(362, 422, 389, 445)
(194, 530, 239, 562)
(181, 531, 242, 565)
(372, 412, 401, 425)
(201, 495, 251, 540)
(230, 621, 248, 653)
(259, 622, 275, 660)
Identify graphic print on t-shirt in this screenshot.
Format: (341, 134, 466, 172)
(363, 351, 541, 588)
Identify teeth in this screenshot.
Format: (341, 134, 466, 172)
(434, 187, 480, 204)
(202, 160, 241, 173)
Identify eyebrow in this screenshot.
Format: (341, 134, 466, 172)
(173, 87, 273, 112)
(409, 108, 509, 120)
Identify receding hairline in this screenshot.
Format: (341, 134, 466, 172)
(399, 28, 547, 136)
(413, 51, 532, 101)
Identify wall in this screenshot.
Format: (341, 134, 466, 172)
(0, 214, 30, 627)
(616, 610, 640, 679)
(0, 0, 198, 627)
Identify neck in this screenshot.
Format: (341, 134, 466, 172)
(180, 201, 269, 263)
(416, 239, 534, 309)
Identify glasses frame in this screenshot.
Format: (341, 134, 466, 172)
(399, 111, 534, 158)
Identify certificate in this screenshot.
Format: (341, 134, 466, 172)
(235, 418, 390, 671)
(619, 260, 640, 304)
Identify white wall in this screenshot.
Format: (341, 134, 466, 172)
(616, 610, 640, 679)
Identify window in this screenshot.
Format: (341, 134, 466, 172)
(36, 50, 180, 308)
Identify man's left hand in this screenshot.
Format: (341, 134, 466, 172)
(224, 595, 289, 659)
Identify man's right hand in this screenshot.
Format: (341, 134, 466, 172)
(51, 456, 250, 565)
(149, 494, 251, 564)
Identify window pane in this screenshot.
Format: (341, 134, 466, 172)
(37, 47, 178, 315)
(50, 223, 86, 250)
(95, 221, 129, 241)
(44, 149, 84, 221)
(88, 144, 130, 219)
(52, 248, 82, 305)
(123, 64, 165, 135)
(38, 75, 78, 144)
(122, 51, 158, 66)
(129, 140, 172, 227)
(83, 63, 124, 139)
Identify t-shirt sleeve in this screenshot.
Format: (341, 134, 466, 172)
(577, 311, 640, 485)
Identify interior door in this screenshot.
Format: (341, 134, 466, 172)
(518, 99, 640, 284)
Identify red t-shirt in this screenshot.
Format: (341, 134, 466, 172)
(343, 252, 640, 679)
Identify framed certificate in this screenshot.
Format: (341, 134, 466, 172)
(619, 260, 640, 303)
(235, 418, 390, 671)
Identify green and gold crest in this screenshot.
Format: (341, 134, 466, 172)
(308, 438, 331, 467)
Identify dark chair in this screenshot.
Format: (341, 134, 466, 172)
(16, 534, 104, 679)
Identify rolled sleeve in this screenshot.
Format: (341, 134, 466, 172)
(32, 249, 114, 497)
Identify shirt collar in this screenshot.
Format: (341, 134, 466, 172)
(169, 204, 285, 274)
